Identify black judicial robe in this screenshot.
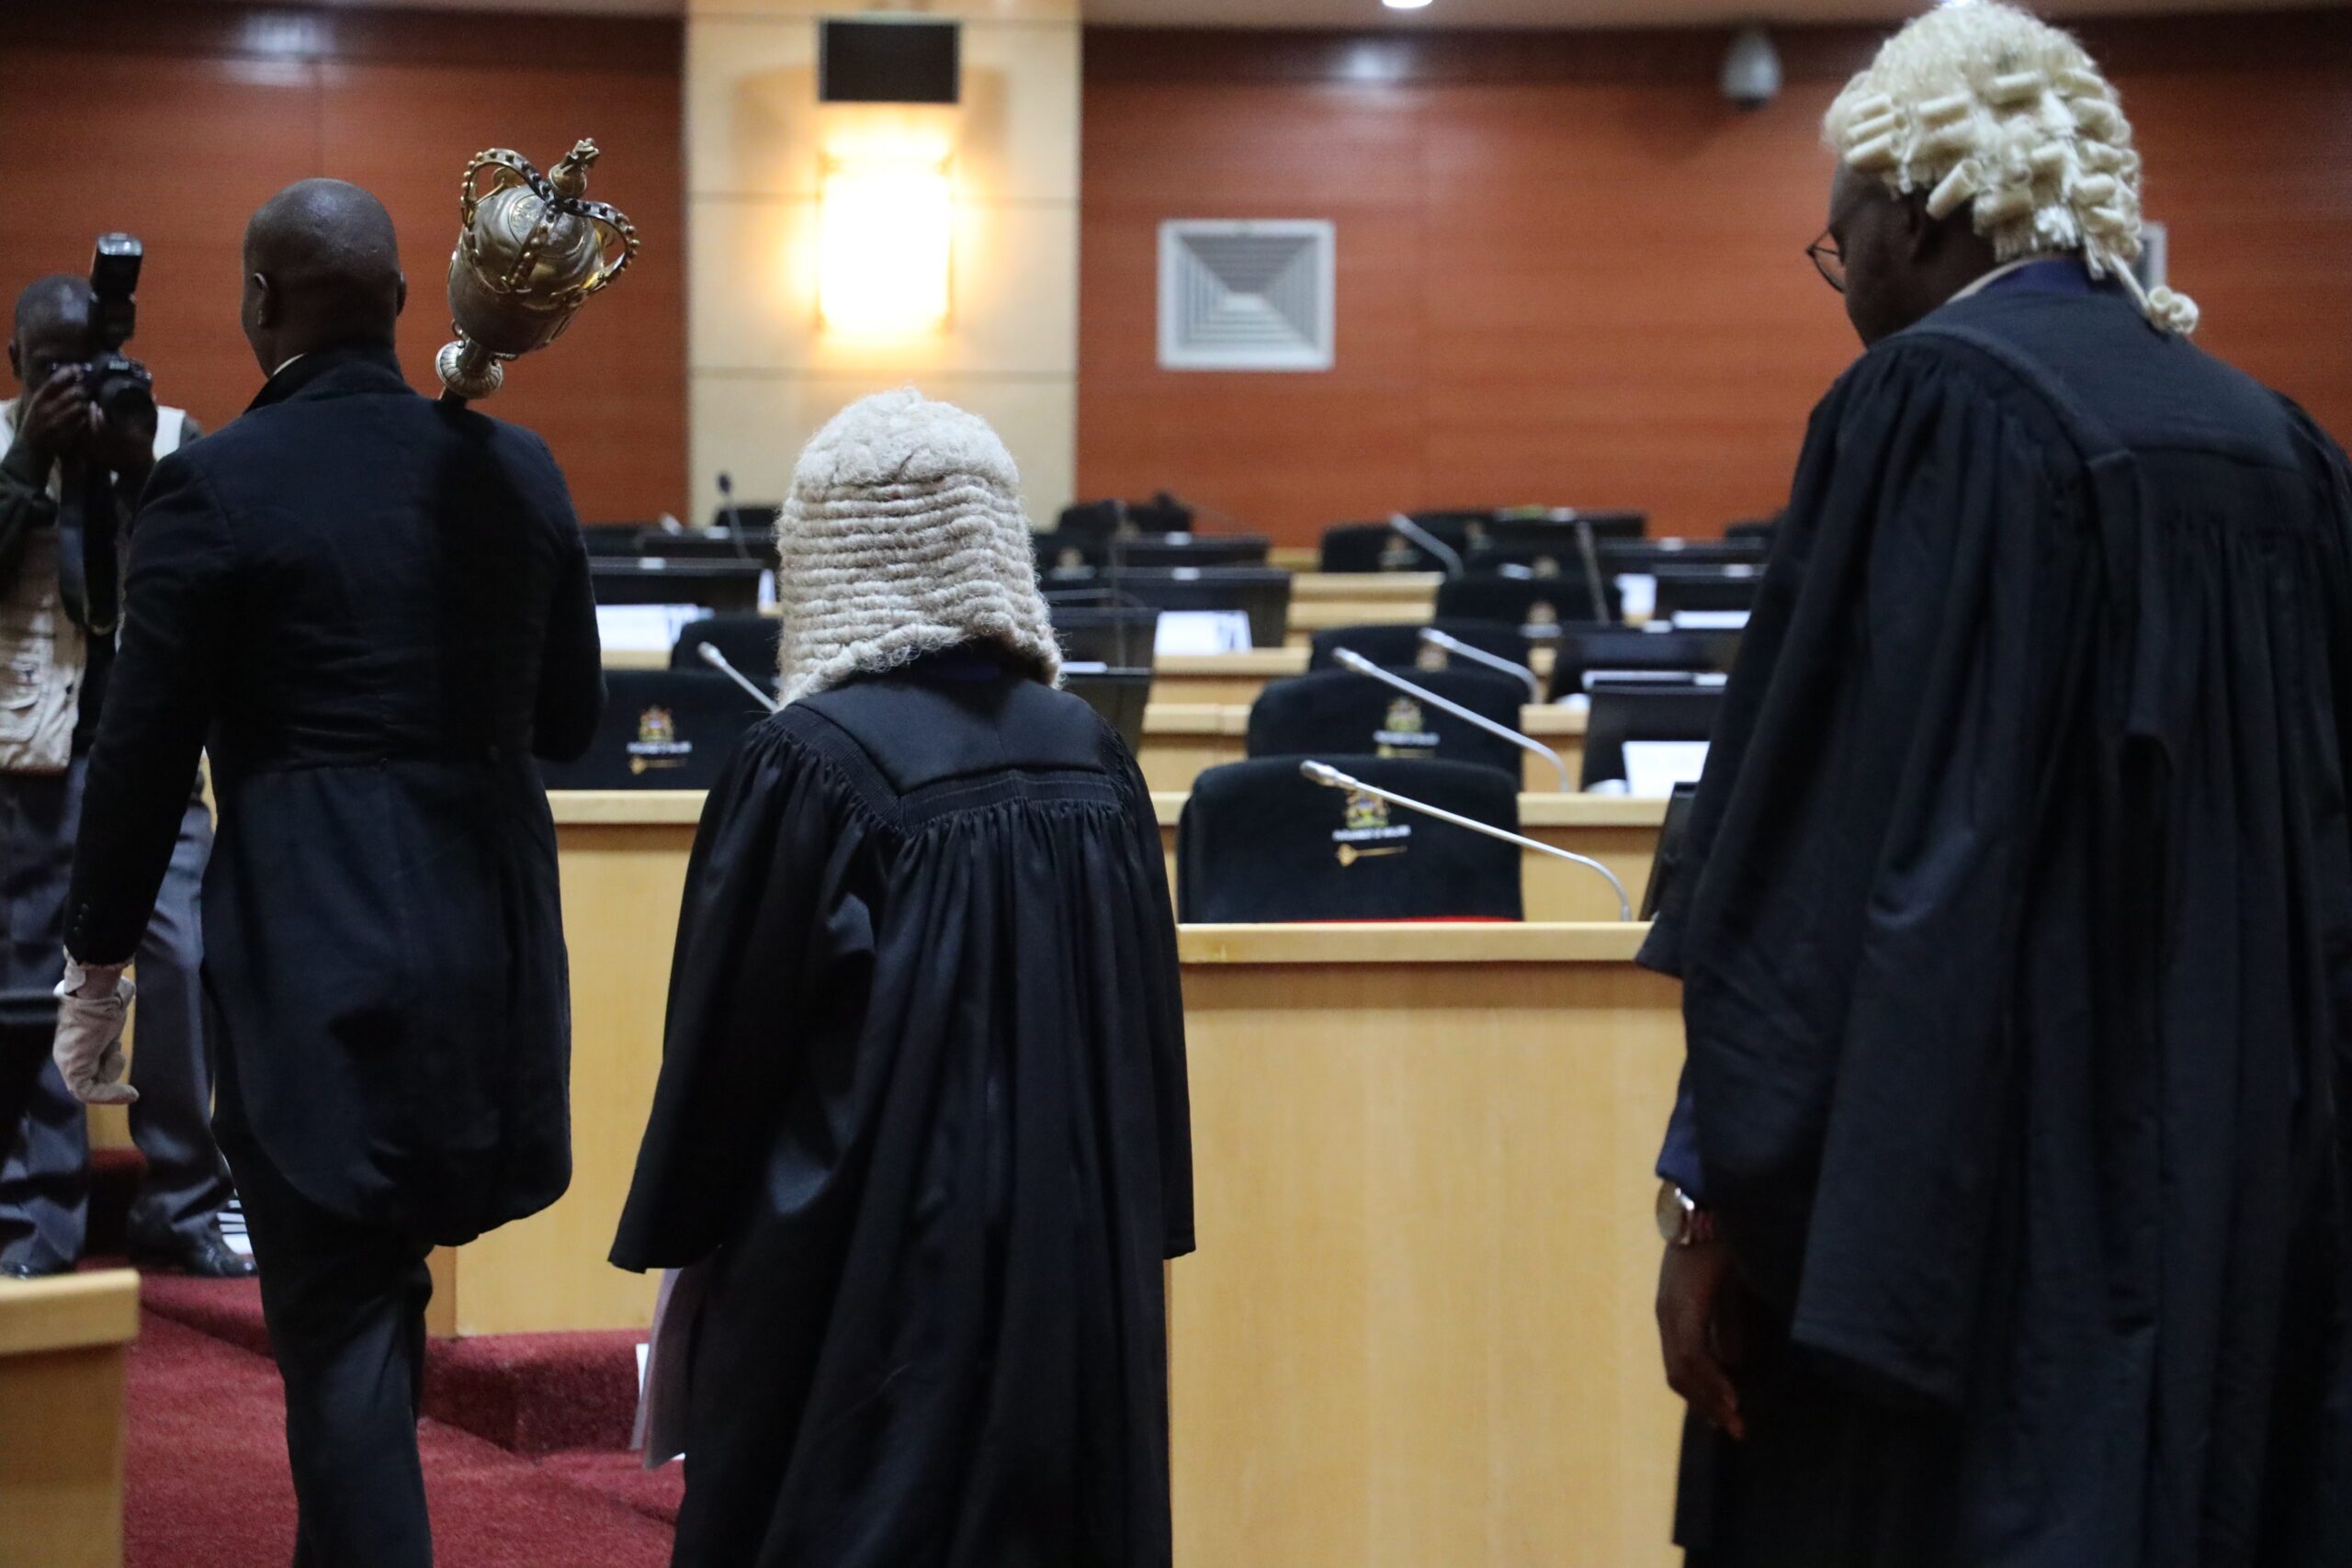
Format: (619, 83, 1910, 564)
(1642, 285, 2352, 1567)
(611, 655, 1194, 1568)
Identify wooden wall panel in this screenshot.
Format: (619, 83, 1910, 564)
(1079, 13, 2352, 545)
(0, 4, 685, 525)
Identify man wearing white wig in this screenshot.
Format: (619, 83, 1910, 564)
(612, 389, 1193, 1568)
(1643, 6, 2352, 1564)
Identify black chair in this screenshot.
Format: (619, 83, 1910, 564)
(1111, 532, 1270, 570)
(1481, 511, 1647, 548)
(1033, 528, 1114, 573)
(1177, 756, 1522, 922)
(1433, 573, 1614, 635)
(1580, 683, 1725, 790)
(1248, 666, 1529, 781)
(1599, 539, 1769, 574)
(1319, 521, 1442, 573)
(1059, 494, 1193, 535)
(1723, 516, 1781, 547)
(592, 558, 766, 615)
(1651, 567, 1763, 621)
(1046, 569, 1291, 651)
(670, 615, 783, 693)
(1066, 668, 1152, 751)
(712, 502, 784, 531)
(540, 670, 772, 792)
(581, 525, 646, 558)
(1307, 620, 1532, 685)
(1050, 604, 1161, 671)
(1547, 626, 1739, 703)
(637, 527, 775, 561)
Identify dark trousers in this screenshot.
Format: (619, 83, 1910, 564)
(224, 1127, 436, 1568)
(0, 771, 229, 1267)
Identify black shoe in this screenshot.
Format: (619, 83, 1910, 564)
(130, 1225, 256, 1280)
(0, 1257, 73, 1280)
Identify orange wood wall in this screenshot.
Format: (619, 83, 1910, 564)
(0, 3, 685, 525)
(1079, 14, 2352, 544)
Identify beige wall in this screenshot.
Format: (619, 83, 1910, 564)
(686, 0, 1080, 525)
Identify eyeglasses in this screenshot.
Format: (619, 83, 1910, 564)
(1807, 231, 1846, 294)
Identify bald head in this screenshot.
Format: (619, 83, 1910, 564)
(241, 178, 406, 374)
(8, 275, 91, 392)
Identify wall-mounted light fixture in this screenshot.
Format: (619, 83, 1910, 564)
(818, 152, 954, 337)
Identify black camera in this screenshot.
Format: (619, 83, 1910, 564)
(82, 233, 154, 431)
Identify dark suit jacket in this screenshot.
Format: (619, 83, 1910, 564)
(63, 343, 605, 1245)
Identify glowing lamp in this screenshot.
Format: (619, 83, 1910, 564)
(818, 158, 953, 336)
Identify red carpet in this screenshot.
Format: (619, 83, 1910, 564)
(126, 1278, 684, 1567)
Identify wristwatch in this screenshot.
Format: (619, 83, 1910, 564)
(1655, 1180, 1718, 1247)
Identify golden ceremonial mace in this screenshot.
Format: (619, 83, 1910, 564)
(436, 139, 639, 406)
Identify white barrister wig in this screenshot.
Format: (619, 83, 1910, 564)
(1825, 1, 2199, 334)
(775, 388, 1061, 704)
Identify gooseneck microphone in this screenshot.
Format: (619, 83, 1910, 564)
(1331, 648, 1571, 791)
(714, 470, 754, 562)
(1566, 513, 1617, 626)
(1385, 513, 1464, 577)
(696, 641, 782, 714)
(1299, 760, 1633, 921)
(1417, 627, 1540, 700)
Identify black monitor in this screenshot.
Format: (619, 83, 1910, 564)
(1580, 682, 1725, 790)
(635, 527, 775, 561)
(541, 670, 771, 791)
(1111, 533, 1270, 570)
(1480, 512, 1647, 551)
(1066, 668, 1152, 751)
(1045, 568, 1290, 651)
(1651, 567, 1763, 620)
(591, 558, 765, 615)
(581, 525, 646, 558)
(1548, 627, 1739, 702)
(1640, 782, 1701, 921)
(1319, 521, 1453, 574)
(1599, 539, 1769, 573)
(820, 17, 958, 104)
(711, 502, 783, 532)
(1033, 528, 1114, 573)
(1050, 604, 1161, 670)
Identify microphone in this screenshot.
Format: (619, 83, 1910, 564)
(1298, 760, 1632, 921)
(1331, 648, 1570, 791)
(1417, 627, 1539, 701)
(714, 471, 753, 563)
(1566, 513, 1618, 626)
(696, 641, 781, 714)
(1385, 513, 1464, 577)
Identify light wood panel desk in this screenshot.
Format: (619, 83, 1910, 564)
(1285, 571, 1442, 641)
(1172, 923, 1683, 1568)
(0, 1269, 139, 1568)
(1155, 793, 1663, 921)
(429, 791, 705, 1336)
(1149, 650, 1308, 706)
(1139, 701, 1589, 795)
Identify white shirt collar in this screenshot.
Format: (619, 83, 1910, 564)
(271, 353, 306, 379)
(1947, 258, 2044, 305)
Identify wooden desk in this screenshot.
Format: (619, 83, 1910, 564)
(430, 791, 705, 1336)
(1285, 571, 1442, 642)
(1149, 650, 1308, 706)
(1172, 923, 1683, 1568)
(1155, 793, 1663, 922)
(1138, 702, 1588, 796)
(0, 1269, 140, 1568)
(602, 646, 671, 671)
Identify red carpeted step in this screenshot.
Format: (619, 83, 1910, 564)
(139, 1273, 649, 1455)
(127, 1312, 676, 1568)
(535, 1449, 687, 1528)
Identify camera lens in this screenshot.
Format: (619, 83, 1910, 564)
(87, 359, 155, 431)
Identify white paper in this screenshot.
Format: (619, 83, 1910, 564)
(596, 604, 704, 655)
(1154, 609, 1253, 655)
(1669, 609, 1751, 630)
(1616, 574, 1657, 624)
(1623, 739, 1711, 797)
(632, 1261, 712, 1469)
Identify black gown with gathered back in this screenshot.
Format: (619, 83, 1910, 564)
(1645, 276, 2352, 1567)
(612, 649, 1193, 1568)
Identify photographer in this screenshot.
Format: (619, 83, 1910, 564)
(0, 266, 248, 1280)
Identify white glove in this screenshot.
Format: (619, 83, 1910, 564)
(52, 956, 137, 1106)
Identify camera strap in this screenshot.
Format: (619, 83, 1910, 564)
(56, 463, 120, 638)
